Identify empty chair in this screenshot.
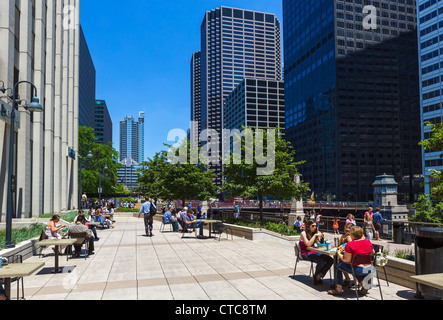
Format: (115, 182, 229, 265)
(212, 221, 233, 241)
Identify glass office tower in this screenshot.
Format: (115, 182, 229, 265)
(201, 6, 282, 185)
(417, 0, 443, 194)
(191, 51, 202, 145)
(283, 0, 422, 201)
(119, 113, 144, 163)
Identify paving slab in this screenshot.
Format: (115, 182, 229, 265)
(4, 215, 419, 301)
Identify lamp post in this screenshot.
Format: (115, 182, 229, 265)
(98, 164, 108, 206)
(78, 146, 93, 209)
(4, 81, 43, 248)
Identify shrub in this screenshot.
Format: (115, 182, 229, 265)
(0, 223, 46, 247)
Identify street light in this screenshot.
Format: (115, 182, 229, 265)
(4, 80, 43, 248)
(78, 146, 93, 209)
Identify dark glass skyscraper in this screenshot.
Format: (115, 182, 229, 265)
(283, 0, 422, 201)
(200, 6, 282, 185)
(79, 26, 96, 129)
(191, 51, 202, 144)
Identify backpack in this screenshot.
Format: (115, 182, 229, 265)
(149, 202, 157, 216)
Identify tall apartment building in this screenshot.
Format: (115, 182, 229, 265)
(0, 0, 80, 219)
(191, 51, 202, 144)
(119, 112, 144, 163)
(417, 0, 443, 194)
(95, 100, 112, 145)
(283, 0, 422, 202)
(79, 25, 96, 129)
(200, 6, 282, 185)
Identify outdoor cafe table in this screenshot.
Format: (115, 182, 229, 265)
(0, 262, 45, 299)
(35, 238, 77, 273)
(307, 245, 339, 288)
(410, 273, 443, 291)
(202, 220, 222, 238)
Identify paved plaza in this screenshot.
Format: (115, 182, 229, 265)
(11, 214, 417, 301)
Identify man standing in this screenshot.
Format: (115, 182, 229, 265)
(139, 197, 156, 237)
(233, 203, 239, 219)
(373, 208, 386, 240)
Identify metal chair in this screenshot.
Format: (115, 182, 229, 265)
(341, 254, 383, 300)
(68, 232, 89, 259)
(180, 220, 197, 238)
(372, 244, 389, 287)
(6, 255, 25, 300)
(160, 217, 173, 232)
(212, 221, 233, 241)
(293, 241, 315, 277)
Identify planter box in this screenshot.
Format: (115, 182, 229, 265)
(0, 237, 42, 261)
(377, 256, 416, 290)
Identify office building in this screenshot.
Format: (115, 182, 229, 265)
(119, 112, 144, 163)
(283, 0, 422, 201)
(95, 100, 112, 145)
(191, 51, 202, 144)
(223, 78, 285, 133)
(200, 6, 282, 184)
(117, 158, 141, 191)
(417, 0, 443, 194)
(79, 25, 96, 129)
(0, 0, 80, 218)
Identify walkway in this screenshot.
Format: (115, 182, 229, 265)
(12, 215, 416, 300)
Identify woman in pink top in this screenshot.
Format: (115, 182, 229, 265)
(300, 220, 334, 285)
(328, 226, 375, 296)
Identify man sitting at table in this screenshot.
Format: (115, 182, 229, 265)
(68, 215, 95, 257)
(163, 207, 180, 232)
(182, 209, 204, 237)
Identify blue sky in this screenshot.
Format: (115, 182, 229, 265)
(80, 0, 283, 161)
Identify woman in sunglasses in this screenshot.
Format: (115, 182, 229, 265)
(299, 220, 334, 285)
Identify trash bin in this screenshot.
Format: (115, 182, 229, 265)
(415, 228, 443, 299)
(393, 222, 405, 244)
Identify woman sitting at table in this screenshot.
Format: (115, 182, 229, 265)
(328, 226, 375, 296)
(46, 215, 66, 240)
(95, 208, 115, 229)
(299, 220, 334, 285)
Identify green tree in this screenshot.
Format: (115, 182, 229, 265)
(411, 194, 443, 224)
(78, 126, 121, 196)
(222, 128, 310, 223)
(137, 141, 218, 207)
(420, 122, 443, 199)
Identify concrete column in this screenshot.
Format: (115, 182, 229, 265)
(288, 175, 305, 228)
(16, 0, 33, 218)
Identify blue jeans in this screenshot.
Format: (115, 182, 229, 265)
(337, 262, 373, 286)
(305, 253, 334, 278)
(0, 282, 5, 298)
(190, 221, 204, 236)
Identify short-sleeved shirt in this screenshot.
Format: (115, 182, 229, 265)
(163, 210, 173, 224)
(345, 239, 373, 266)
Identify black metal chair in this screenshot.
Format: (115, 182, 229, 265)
(6, 255, 25, 300)
(212, 221, 233, 241)
(339, 254, 383, 300)
(372, 244, 389, 287)
(293, 241, 315, 277)
(180, 220, 197, 238)
(68, 232, 90, 259)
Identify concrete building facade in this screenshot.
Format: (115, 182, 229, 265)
(0, 0, 80, 220)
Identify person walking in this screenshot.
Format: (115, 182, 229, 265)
(139, 197, 156, 237)
(373, 208, 386, 240)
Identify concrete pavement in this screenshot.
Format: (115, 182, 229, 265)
(8, 215, 417, 300)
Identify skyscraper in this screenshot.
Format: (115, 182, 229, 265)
(200, 6, 282, 184)
(119, 113, 144, 163)
(283, 0, 422, 201)
(94, 100, 112, 145)
(191, 51, 202, 145)
(417, 0, 443, 194)
(79, 26, 96, 130)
